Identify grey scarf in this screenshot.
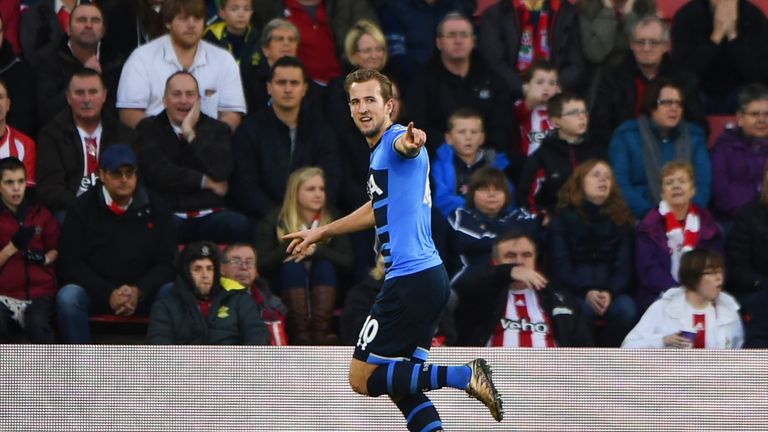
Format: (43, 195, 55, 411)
(638, 116, 692, 205)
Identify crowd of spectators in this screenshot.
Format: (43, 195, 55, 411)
(1, 0, 768, 349)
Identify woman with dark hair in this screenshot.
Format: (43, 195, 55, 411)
(711, 83, 768, 222)
(609, 77, 711, 219)
(623, 248, 742, 349)
(549, 159, 636, 346)
(147, 241, 269, 345)
(636, 161, 722, 312)
(448, 166, 537, 282)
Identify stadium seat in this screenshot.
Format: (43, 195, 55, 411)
(475, 0, 499, 17)
(706, 115, 738, 148)
(657, 0, 689, 21)
(90, 314, 150, 324)
(752, 0, 768, 16)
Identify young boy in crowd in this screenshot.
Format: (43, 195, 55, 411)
(511, 61, 560, 181)
(432, 108, 511, 218)
(517, 92, 602, 220)
(203, 0, 260, 66)
(0, 157, 59, 343)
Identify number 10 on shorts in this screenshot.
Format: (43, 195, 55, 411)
(357, 315, 379, 350)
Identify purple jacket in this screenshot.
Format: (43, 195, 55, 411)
(635, 205, 723, 312)
(710, 128, 768, 220)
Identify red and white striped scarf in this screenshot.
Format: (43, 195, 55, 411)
(516, 0, 552, 72)
(659, 200, 700, 281)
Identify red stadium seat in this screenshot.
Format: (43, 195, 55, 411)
(475, 0, 499, 17)
(90, 314, 150, 324)
(751, 0, 768, 16)
(706, 115, 738, 148)
(657, 0, 690, 21)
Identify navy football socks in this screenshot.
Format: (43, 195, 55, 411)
(366, 361, 471, 397)
(395, 392, 443, 432)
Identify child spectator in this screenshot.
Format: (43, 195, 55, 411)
(0, 157, 59, 343)
(203, 0, 260, 66)
(511, 61, 560, 180)
(448, 167, 537, 283)
(432, 108, 510, 218)
(518, 92, 602, 221)
(257, 167, 352, 345)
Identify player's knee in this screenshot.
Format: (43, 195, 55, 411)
(348, 372, 369, 396)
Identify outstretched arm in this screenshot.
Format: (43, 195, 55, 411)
(394, 122, 426, 158)
(283, 201, 375, 260)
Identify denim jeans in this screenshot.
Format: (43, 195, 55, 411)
(57, 282, 173, 343)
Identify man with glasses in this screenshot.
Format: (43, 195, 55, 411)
(591, 15, 706, 150)
(408, 12, 511, 156)
(57, 144, 176, 343)
(220, 243, 287, 342)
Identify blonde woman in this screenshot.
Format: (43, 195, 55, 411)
(257, 167, 352, 345)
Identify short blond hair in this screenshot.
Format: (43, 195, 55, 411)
(344, 19, 387, 66)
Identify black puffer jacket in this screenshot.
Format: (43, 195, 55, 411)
(548, 204, 634, 299)
(727, 199, 768, 297)
(148, 275, 268, 345)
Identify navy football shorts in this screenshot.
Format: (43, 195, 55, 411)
(353, 264, 450, 364)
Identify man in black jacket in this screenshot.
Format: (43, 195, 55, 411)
(671, 0, 768, 114)
(148, 241, 269, 345)
(34, 3, 124, 126)
(231, 56, 340, 220)
(408, 12, 512, 156)
(37, 68, 136, 218)
(454, 229, 593, 347)
(590, 15, 706, 149)
(56, 144, 176, 343)
(136, 71, 251, 244)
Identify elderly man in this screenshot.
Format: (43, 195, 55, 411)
(590, 15, 706, 149)
(220, 243, 287, 342)
(116, 0, 246, 132)
(57, 144, 176, 343)
(137, 71, 251, 244)
(37, 68, 136, 218)
(454, 229, 593, 348)
(35, 2, 124, 126)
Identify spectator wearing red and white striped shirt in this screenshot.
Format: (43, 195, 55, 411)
(0, 79, 35, 185)
(454, 229, 593, 348)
